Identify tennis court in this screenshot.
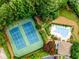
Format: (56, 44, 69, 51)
(7, 18, 43, 57)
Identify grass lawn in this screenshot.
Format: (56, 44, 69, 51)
(27, 8, 79, 59)
(29, 49, 49, 59)
(1, 8, 79, 59)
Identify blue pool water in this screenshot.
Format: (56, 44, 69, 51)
(23, 22, 39, 44)
(10, 27, 26, 49)
(55, 26, 69, 38)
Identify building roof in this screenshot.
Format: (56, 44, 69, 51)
(0, 48, 7, 59)
(56, 41, 72, 56)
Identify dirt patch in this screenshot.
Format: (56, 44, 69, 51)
(0, 45, 2, 48)
(5, 33, 14, 59)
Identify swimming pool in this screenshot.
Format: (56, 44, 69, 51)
(54, 26, 70, 38)
(50, 24, 72, 41)
(7, 18, 43, 57)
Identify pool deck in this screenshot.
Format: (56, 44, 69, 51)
(49, 16, 79, 41)
(50, 24, 72, 41)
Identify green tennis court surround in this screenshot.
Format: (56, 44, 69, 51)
(7, 18, 43, 57)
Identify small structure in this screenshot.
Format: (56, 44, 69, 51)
(0, 48, 7, 59)
(43, 41, 55, 55)
(6, 18, 43, 57)
(50, 24, 72, 41)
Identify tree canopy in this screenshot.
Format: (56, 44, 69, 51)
(35, 0, 68, 20)
(68, 0, 79, 17)
(71, 42, 79, 59)
(0, 0, 35, 30)
(0, 0, 68, 30)
(0, 0, 10, 7)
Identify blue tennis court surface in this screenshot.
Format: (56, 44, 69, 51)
(23, 22, 39, 44)
(10, 27, 26, 49)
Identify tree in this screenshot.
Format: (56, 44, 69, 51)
(34, 0, 68, 20)
(0, 32, 5, 45)
(71, 42, 79, 59)
(9, 0, 35, 19)
(0, 0, 36, 30)
(0, 3, 13, 30)
(68, 0, 79, 17)
(0, 0, 10, 7)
